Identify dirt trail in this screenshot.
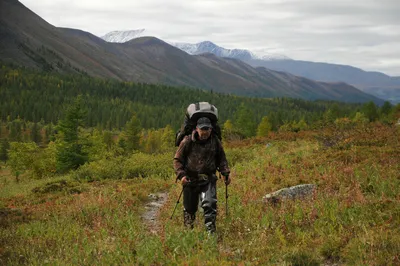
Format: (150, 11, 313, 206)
(141, 192, 169, 234)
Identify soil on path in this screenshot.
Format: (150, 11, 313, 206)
(141, 192, 169, 234)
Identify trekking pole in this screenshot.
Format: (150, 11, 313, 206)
(225, 182, 229, 216)
(170, 185, 185, 219)
(219, 172, 229, 217)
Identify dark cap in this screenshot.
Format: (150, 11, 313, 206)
(196, 117, 213, 129)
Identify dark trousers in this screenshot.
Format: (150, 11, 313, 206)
(183, 180, 217, 231)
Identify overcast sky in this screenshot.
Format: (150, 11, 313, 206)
(20, 0, 400, 76)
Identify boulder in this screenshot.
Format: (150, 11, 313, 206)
(263, 184, 316, 203)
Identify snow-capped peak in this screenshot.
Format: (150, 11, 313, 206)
(172, 41, 290, 61)
(101, 29, 146, 43)
(100, 29, 290, 61)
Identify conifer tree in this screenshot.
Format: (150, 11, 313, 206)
(0, 138, 10, 162)
(56, 96, 88, 172)
(380, 101, 392, 117)
(256, 116, 272, 137)
(30, 122, 42, 144)
(161, 125, 175, 152)
(362, 101, 379, 122)
(9, 118, 23, 141)
(234, 104, 256, 138)
(123, 113, 142, 152)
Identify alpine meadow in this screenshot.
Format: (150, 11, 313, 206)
(0, 63, 399, 265)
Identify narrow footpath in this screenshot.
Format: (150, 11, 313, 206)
(141, 192, 169, 234)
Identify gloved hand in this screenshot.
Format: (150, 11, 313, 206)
(181, 176, 190, 186)
(223, 174, 231, 185)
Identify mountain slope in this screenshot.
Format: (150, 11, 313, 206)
(0, 0, 384, 104)
(99, 30, 399, 103)
(244, 59, 400, 104)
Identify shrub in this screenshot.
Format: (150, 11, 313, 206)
(72, 152, 173, 181)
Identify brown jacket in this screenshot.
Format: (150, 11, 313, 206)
(173, 131, 230, 181)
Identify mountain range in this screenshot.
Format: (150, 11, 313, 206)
(100, 30, 400, 104)
(0, 0, 384, 104)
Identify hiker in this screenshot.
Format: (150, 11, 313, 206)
(173, 117, 230, 233)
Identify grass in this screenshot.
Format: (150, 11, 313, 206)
(1, 125, 399, 265)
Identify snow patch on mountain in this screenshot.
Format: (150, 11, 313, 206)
(101, 29, 146, 43)
(172, 41, 291, 61)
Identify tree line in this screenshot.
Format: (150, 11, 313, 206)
(1, 64, 381, 131)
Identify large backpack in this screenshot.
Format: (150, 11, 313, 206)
(175, 102, 222, 146)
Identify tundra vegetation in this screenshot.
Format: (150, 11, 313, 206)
(0, 65, 399, 265)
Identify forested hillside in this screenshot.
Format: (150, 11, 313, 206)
(0, 64, 367, 131)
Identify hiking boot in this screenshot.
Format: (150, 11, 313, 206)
(205, 221, 216, 233)
(183, 211, 195, 229)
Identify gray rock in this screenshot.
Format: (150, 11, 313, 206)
(263, 184, 316, 203)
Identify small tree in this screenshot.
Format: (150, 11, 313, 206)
(256, 116, 272, 137)
(31, 141, 57, 178)
(103, 130, 114, 150)
(234, 104, 256, 138)
(161, 125, 175, 152)
(353, 112, 369, 125)
(295, 118, 308, 131)
(30, 122, 42, 145)
(0, 138, 10, 162)
(8, 118, 23, 142)
(323, 104, 341, 124)
(84, 129, 108, 161)
(222, 119, 244, 141)
(56, 96, 88, 173)
(362, 101, 379, 122)
(123, 113, 142, 152)
(8, 142, 38, 182)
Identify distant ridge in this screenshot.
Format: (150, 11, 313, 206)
(99, 30, 399, 103)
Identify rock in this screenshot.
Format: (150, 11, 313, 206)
(263, 184, 316, 203)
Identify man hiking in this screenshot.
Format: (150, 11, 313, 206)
(173, 117, 231, 233)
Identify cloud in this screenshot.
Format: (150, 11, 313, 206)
(19, 0, 400, 76)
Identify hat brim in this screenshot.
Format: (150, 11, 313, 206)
(197, 124, 213, 129)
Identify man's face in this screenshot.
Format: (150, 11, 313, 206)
(196, 126, 212, 140)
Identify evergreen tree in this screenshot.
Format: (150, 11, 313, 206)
(44, 123, 55, 144)
(103, 131, 114, 150)
(323, 104, 341, 124)
(0, 138, 10, 162)
(30, 122, 42, 144)
(391, 103, 400, 122)
(123, 113, 142, 152)
(118, 138, 127, 153)
(234, 104, 256, 138)
(161, 125, 175, 152)
(256, 116, 272, 137)
(362, 101, 379, 122)
(9, 118, 23, 141)
(56, 96, 88, 172)
(380, 101, 392, 117)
